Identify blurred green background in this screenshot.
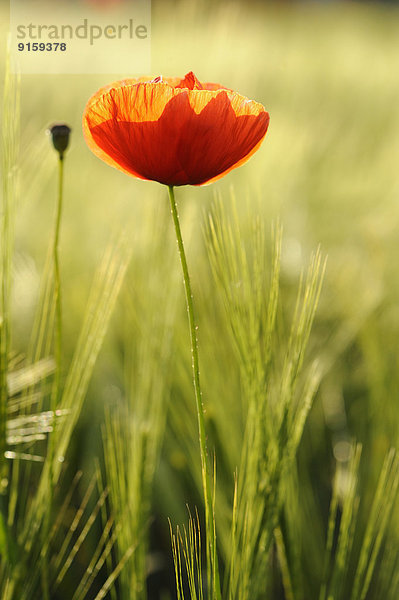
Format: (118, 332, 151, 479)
(1, 0, 399, 597)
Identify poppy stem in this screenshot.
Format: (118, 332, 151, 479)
(53, 154, 64, 403)
(168, 185, 221, 598)
(41, 153, 64, 600)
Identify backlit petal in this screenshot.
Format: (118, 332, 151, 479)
(83, 72, 270, 186)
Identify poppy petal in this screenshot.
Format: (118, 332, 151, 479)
(175, 71, 204, 90)
(83, 73, 270, 186)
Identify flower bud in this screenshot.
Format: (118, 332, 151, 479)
(49, 124, 71, 158)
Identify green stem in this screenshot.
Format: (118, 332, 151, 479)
(0, 136, 11, 564)
(0, 170, 10, 484)
(168, 185, 221, 598)
(53, 154, 64, 402)
(42, 153, 64, 600)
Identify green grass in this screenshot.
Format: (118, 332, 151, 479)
(1, 0, 399, 598)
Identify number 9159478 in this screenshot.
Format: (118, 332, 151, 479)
(18, 42, 67, 51)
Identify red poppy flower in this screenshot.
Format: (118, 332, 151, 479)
(83, 71, 270, 186)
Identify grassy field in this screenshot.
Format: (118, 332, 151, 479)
(1, 0, 399, 598)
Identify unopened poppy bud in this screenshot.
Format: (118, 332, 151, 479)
(49, 124, 71, 158)
(83, 71, 269, 186)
